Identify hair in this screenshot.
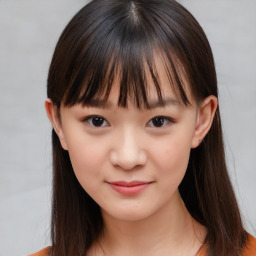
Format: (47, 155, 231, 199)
(47, 0, 248, 255)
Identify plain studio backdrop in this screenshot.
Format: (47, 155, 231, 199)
(0, 1, 255, 255)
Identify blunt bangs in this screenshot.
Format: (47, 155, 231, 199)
(48, 0, 203, 109)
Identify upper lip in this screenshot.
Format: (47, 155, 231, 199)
(107, 181, 152, 187)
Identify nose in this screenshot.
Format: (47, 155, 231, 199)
(110, 129, 147, 170)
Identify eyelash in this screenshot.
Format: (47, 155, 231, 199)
(83, 115, 175, 128)
(83, 115, 110, 127)
(146, 116, 175, 128)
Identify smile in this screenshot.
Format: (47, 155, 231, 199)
(107, 181, 152, 196)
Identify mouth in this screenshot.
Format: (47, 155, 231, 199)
(106, 181, 153, 195)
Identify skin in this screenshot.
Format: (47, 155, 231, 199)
(45, 60, 218, 256)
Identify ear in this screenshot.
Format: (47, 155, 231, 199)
(191, 95, 218, 148)
(45, 99, 68, 150)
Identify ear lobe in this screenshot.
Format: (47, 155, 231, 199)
(45, 99, 68, 150)
(191, 95, 218, 148)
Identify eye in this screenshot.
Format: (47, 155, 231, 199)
(146, 116, 174, 128)
(83, 115, 110, 127)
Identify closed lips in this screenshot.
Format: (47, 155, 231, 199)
(107, 181, 153, 195)
(107, 181, 152, 186)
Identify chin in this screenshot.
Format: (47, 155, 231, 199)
(101, 204, 157, 223)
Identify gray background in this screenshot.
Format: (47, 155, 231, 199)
(0, 1, 255, 255)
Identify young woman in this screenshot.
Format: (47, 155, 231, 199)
(30, 0, 256, 255)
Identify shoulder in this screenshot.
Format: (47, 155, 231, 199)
(242, 234, 256, 256)
(197, 234, 256, 256)
(27, 246, 51, 256)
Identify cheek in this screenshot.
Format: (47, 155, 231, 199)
(151, 131, 193, 181)
(65, 135, 108, 187)
(165, 144, 190, 173)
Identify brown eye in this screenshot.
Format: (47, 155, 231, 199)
(84, 115, 109, 127)
(152, 117, 165, 127)
(146, 116, 174, 128)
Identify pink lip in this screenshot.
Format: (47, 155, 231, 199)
(107, 181, 152, 195)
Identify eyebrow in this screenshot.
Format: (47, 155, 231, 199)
(83, 99, 112, 108)
(83, 98, 181, 109)
(147, 98, 181, 108)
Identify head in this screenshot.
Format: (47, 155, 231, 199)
(45, 0, 246, 255)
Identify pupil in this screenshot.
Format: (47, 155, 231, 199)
(92, 117, 104, 126)
(153, 117, 164, 127)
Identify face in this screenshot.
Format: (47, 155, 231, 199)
(47, 60, 217, 223)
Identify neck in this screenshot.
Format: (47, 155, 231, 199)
(91, 192, 206, 256)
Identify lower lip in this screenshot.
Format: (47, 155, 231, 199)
(108, 183, 150, 195)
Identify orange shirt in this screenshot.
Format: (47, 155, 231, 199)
(28, 246, 50, 256)
(197, 234, 256, 256)
(29, 234, 256, 256)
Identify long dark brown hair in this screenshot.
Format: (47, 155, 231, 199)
(47, 0, 247, 255)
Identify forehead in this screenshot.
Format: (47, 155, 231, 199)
(82, 54, 193, 110)
(147, 54, 192, 100)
